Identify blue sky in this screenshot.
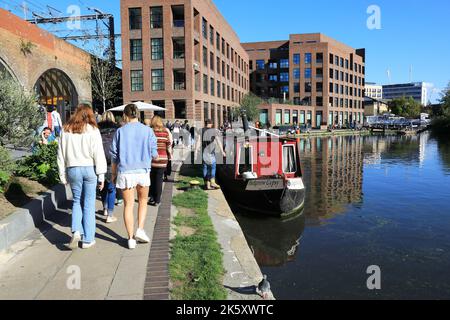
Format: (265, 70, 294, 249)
(1, 0, 449, 102)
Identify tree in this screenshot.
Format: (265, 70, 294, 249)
(0, 71, 42, 147)
(388, 96, 421, 118)
(431, 83, 450, 135)
(233, 93, 263, 121)
(83, 30, 121, 114)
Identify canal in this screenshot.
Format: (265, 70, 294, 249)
(233, 133, 450, 299)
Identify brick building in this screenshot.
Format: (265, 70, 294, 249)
(120, 0, 250, 126)
(0, 9, 92, 122)
(243, 34, 366, 128)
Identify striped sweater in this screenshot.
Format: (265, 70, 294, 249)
(152, 128, 171, 168)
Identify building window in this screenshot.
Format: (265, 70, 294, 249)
(335, 56, 339, 65)
(203, 74, 208, 94)
(281, 86, 289, 94)
(329, 68, 333, 79)
(256, 60, 265, 70)
(217, 80, 221, 97)
(222, 38, 225, 54)
(280, 72, 289, 82)
(305, 68, 311, 79)
(174, 100, 187, 119)
(316, 82, 323, 92)
(305, 53, 312, 64)
(210, 77, 215, 96)
(293, 54, 300, 65)
(203, 46, 208, 67)
(210, 52, 214, 71)
(269, 74, 278, 81)
(130, 70, 143, 91)
(130, 39, 142, 61)
(173, 38, 185, 59)
(330, 53, 334, 64)
(152, 69, 164, 91)
(340, 57, 344, 67)
(202, 18, 208, 39)
(294, 83, 300, 93)
(280, 59, 289, 68)
(150, 6, 163, 29)
(293, 68, 300, 80)
(305, 82, 312, 93)
(316, 96, 323, 106)
(129, 8, 142, 30)
(151, 38, 163, 60)
(172, 5, 184, 27)
(316, 68, 323, 78)
(269, 62, 278, 69)
(173, 69, 186, 90)
(329, 82, 333, 93)
(217, 57, 220, 73)
(209, 25, 214, 45)
(316, 53, 323, 63)
(345, 59, 349, 69)
(216, 32, 220, 50)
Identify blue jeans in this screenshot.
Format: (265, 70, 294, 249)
(203, 156, 217, 180)
(101, 181, 116, 216)
(67, 166, 97, 244)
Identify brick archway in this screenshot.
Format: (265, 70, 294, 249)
(34, 68, 79, 123)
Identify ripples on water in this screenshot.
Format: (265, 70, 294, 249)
(234, 133, 450, 299)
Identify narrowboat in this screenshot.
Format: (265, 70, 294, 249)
(217, 124, 305, 217)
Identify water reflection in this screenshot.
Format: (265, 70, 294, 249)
(235, 134, 436, 268)
(233, 210, 305, 267)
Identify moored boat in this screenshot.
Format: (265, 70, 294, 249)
(217, 130, 305, 217)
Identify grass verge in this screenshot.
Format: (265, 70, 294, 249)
(169, 171, 227, 300)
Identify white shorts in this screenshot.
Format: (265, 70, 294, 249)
(116, 172, 151, 189)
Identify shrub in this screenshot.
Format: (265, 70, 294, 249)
(16, 142, 59, 186)
(0, 71, 42, 148)
(0, 146, 15, 193)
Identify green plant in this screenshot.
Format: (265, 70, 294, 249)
(19, 39, 36, 56)
(0, 72, 42, 147)
(388, 96, 422, 118)
(16, 143, 59, 186)
(232, 93, 263, 121)
(0, 146, 15, 193)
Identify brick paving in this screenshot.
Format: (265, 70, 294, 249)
(143, 172, 174, 300)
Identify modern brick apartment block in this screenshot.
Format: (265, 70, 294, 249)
(243, 34, 366, 128)
(121, 0, 250, 126)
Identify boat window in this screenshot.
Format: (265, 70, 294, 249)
(283, 145, 297, 173)
(238, 144, 253, 174)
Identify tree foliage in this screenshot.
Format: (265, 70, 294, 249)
(233, 93, 263, 121)
(16, 143, 59, 186)
(431, 83, 450, 135)
(388, 96, 422, 118)
(0, 72, 42, 147)
(0, 145, 15, 193)
(83, 30, 121, 114)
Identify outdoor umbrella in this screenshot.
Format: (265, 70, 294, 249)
(108, 101, 166, 112)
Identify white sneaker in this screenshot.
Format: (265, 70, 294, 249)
(106, 216, 118, 224)
(103, 209, 108, 217)
(81, 241, 96, 249)
(128, 239, 137, 250)
(135, 229, 150, 243)
(69, 231, 81, 249)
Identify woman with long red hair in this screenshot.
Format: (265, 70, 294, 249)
(57, 104, 107, 249)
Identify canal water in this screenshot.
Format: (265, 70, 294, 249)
(233, 133, 450, 299)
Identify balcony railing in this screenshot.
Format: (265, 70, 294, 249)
(173, 20, 185, 28)
(174, 82, 186, 90)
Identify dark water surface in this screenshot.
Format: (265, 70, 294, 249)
(233, 134, 450, 299)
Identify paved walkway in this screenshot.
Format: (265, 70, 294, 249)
(0, 189, 159, 300)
